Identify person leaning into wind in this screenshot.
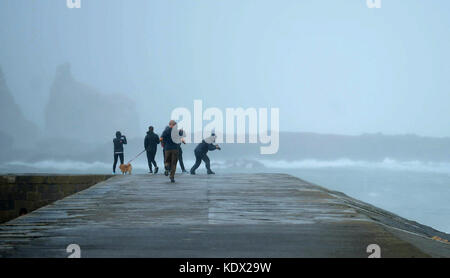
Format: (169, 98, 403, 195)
(190, 132, 221, 175)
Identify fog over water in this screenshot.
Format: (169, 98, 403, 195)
(1, 1, 449, 233)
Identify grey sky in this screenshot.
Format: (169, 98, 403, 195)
(1, 0, 449, 137)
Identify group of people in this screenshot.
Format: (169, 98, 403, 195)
(112, 120, 221, 183)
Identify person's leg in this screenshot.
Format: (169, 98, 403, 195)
(147, 151, 153, 173)
(164, 150, 171, 176)
(178, 149, 186, 172)
(164, 150, 170, 170)
(119, 153, 124, 165)
(163, 149, 166, 169)
(203, 155, 214, 174)
(113, 153, 118, 173)
(150, 151, 158, 168)
(150, 151, 158, 173)
(170, 149, 179, 180)
(190, 152, 202, 174)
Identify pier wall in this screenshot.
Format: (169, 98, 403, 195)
(0, 175, 111, 223)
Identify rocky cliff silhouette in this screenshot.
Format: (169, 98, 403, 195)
(0, 67, 38, 148)
(45, 64, 140, 143)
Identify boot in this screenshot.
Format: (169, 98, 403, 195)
(154, 167, 159, 174)
(207, 170, 215, 175)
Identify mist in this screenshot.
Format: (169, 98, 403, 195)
(1, 0, 450, 138)
(1, 0, 450, 168)
(1, 0, 450, 234)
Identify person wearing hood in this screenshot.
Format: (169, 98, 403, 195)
(144, 126, 160, 174)
(160, 120, 185, 182)
(190, 133, 221, 175)
(113, 131, 127, 174)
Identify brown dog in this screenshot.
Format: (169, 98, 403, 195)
(119, 163, 132, 175)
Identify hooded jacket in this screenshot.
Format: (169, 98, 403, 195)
(113, 132, 127, 153)
(194, 135, 218, 156)
(144, 131, 160, 152)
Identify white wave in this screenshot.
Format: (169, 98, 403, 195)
(258, 158, 450, 174)
(5, 160, 114, 171)
(2, 158, 450, 174)
(2, 159, 198, 172)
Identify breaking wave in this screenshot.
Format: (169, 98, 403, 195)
(258, 158, 450, 174)
(2, 157, 450, 175)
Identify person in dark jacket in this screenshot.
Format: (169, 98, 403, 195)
(144, 126, 160, 174)
(113, 131, 127, 174)
(160, 120, 184, 182)
(190, 133, 221, 175)
(162, 128, 186, 173)
(161, 126, 169, 173)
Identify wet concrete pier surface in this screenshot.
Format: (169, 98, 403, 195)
(0, 173, 448, 258)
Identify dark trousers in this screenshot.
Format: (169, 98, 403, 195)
(164, 149, 179, 179)
(146, 150, 157, 171)
(178, 148, 186, 171)
(190, 152, 211, 173)
(113, 153, 124, 173)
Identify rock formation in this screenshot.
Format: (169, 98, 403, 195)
(0, 67, 38, 148)
(45, 63, 140, 143)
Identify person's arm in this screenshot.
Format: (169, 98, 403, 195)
(122, 135, 127, 144)
(160, 132, 165, 148)
(155, 134, 160, 145)
(160, 130, 165, 143)
(144, 136, 149, 151)
(178, 130, 187, 144)
(207, 143, 217, 151)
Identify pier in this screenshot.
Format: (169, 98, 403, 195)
(0, 173, 449, 257)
